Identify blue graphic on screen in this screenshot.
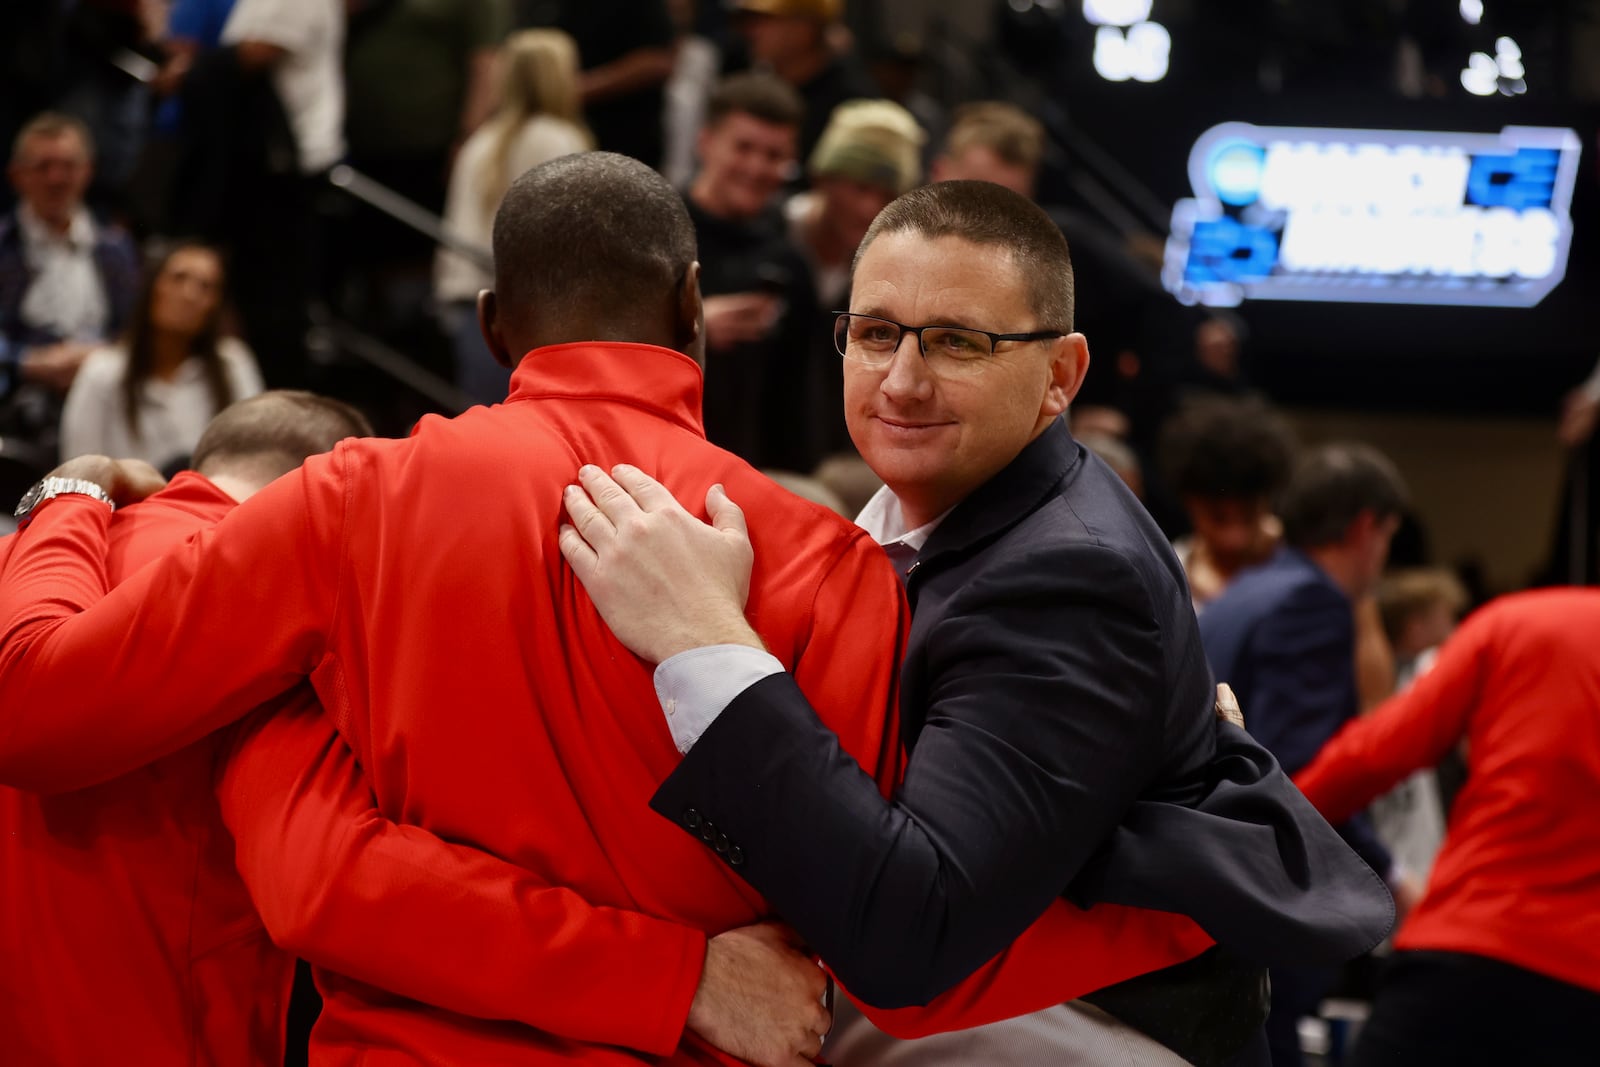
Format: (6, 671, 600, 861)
(1163, 123, 1581, 308)
(1466, 148, 1558, 210)
(1185, 218, 1278, 283)
(1206, 142, 1265, 207)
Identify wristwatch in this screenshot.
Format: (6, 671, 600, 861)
(14, 477, 115, 519)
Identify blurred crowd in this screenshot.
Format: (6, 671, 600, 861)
(2, 1, 1598, 1064)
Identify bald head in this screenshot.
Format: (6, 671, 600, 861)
(484, 152, 702, 360)
(193, 391, 372, 493)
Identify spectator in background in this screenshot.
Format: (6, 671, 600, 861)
(1, 113, 139, 421)
(1297, 588, 1600, 1067)
(164, 0, 343, 391)
(785, 98, 922, 459)
(1378, 568, 1469, 687)
(684, 72, 820, 470)
(60, 242, 262, 472)
(1363, 567, 1469, 887)
(927, 100, 1042, 198)
(1199, 443, 1414, 1067)
(436, 28, 591, 405)
(1159, 395, 1296, 610)
(731, 0, 878, 161)
(786, 99, 922, 313)
(341, 0, 508, 327)
(516, 0, 675, 168)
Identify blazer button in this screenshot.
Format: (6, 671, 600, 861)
(699, 821, 717, 843)
(727, 846, 745, 867)
(714, 833, 731, 855)
(683, 808, 703, 830)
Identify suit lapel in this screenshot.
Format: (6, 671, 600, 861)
(906, 417, 1081, 601)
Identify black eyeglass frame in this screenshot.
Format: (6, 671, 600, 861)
(832, 312, 1065, 363)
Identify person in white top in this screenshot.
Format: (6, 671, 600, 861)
(61, 243, 263, 471)
(436, 29, 593, 405)
(220, 0, 345, 176)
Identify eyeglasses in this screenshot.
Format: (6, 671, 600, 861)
(833, 313, 1063, 369)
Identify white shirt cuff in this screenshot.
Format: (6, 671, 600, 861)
(654, 645, 785, 754)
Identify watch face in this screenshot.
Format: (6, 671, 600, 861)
(14, 483, 42, 518)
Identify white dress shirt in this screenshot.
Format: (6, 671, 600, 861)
(653, 484, 945, 753)
(59, 338, 265, 469)
(16, 204, 109, 344)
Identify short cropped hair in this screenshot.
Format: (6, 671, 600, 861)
(942, 102, 1045, 172)
(492, 152, 698, 318)
(1159, 396, 1296, 502)
(193, 391, 373, 478)
(856, 180, 1074, 331)
(1377, 568, 1468, 647)
(705, 72, 805, 131)
(1279, 443, 1410, 550)
(11, 111, 94, 166)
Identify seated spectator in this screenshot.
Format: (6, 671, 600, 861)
(731, 0, 878, 161)
(60, 242, 262, 471)
(1, 112, 139, 400)
(1160, 395, 1296, 610)
(436, 29, 592, 405)
(686, 72, 823, 470)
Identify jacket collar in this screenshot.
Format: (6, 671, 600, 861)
(913, 416, 1079, 573)
(503, 341, 706, 437)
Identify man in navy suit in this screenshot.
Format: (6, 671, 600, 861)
(560, 181, 1392, 1065)
(1199, 443, 1413, 1066)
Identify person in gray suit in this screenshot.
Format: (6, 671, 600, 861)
(559, 181, 1393, 1065)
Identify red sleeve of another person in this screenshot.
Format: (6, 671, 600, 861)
(800, 535, 1214, 1039)
(0, 452, 345, 792)
(216, 691, 704, 1056)
(1296, 610, 1493, 825)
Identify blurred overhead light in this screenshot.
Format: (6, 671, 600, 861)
(1460, 0, 1483, 25)
(1083, 0, 1151, 26)
(1093, 21, 1170, 82)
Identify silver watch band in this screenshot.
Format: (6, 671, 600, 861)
(14, 476, 116, 518)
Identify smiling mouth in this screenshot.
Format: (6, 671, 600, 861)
(876, 416, 953, 431)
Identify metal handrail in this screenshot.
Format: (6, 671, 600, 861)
(311, 313, 476, 417)
(327, 165, 494, 271)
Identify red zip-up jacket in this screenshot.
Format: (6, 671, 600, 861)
(1296, 588, 1600, 994)
(0, 474, 739, 1063)
(0, 343, 1210, 1063)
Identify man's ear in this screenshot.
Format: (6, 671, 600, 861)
(677, 261, 706, 368)
(1041, 332, 1091, 419)
(477, 289, 516, 369)
(1344, 508, 1379, 548)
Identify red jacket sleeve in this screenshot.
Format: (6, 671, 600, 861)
(797, 534, 1214, 1037)
(1296, 611, 1493, 826)
(855, 900, 1213, 1038)
(216, 689, 704, 1056)
(0, 452, 346, 792)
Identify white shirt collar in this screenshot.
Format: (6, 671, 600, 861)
(854, 484, 951, 551)
(17, 202, 95, 252)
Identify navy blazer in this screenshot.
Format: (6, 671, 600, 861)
(651, 419, 1392, 1019)
(1198, 547, 1395, 878)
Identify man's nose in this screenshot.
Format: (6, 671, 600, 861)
(880, 332, 933, 400)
